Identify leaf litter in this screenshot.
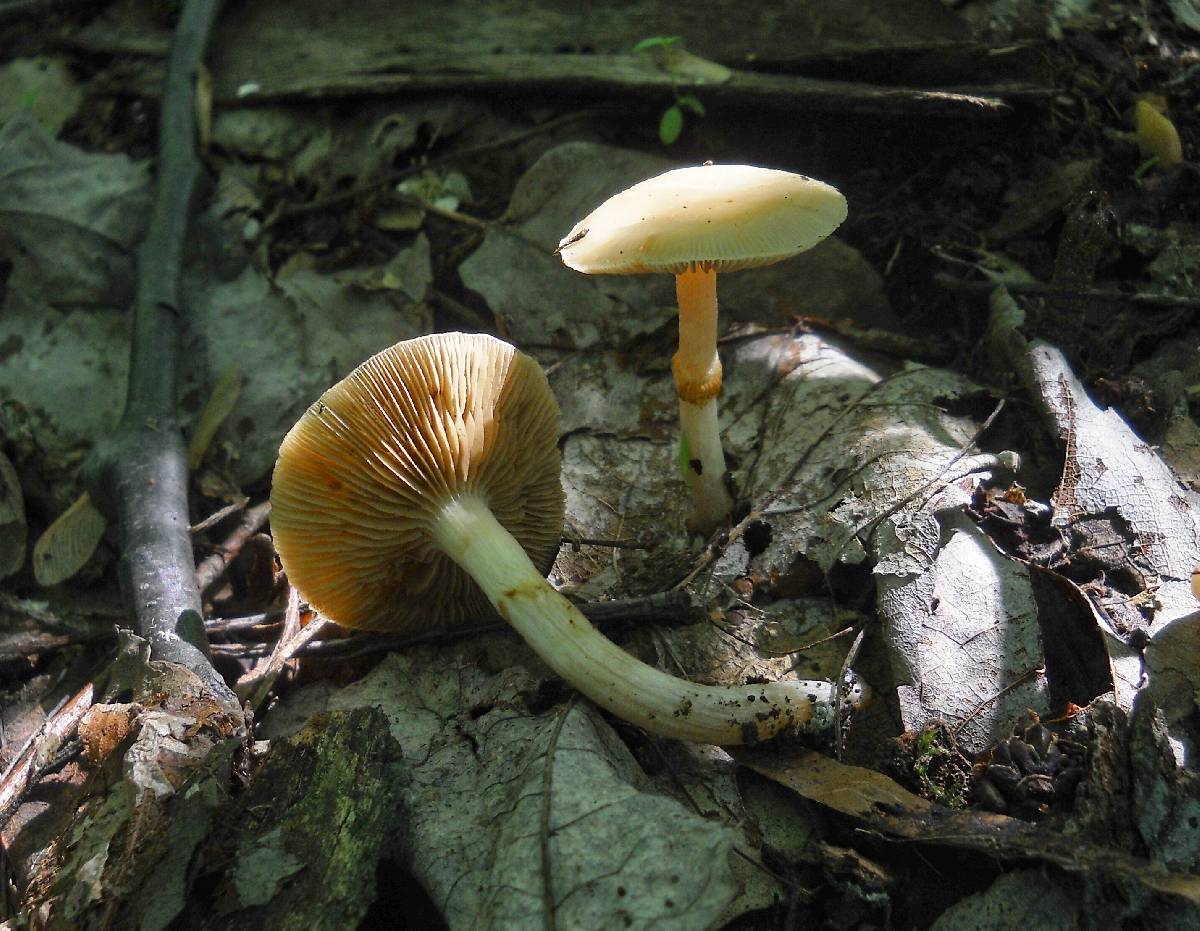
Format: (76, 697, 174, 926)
(4, 3, 1200, 926)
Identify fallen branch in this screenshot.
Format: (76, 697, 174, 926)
(195, 499, 272, 595)
(86, 43, 1043, 119)
(208, 590, 703, 662)
(82, 0, 234, 704)
(935, 273, 1200, 311)
(235, 586, 328, 708)
(216, 52, 1028, 117)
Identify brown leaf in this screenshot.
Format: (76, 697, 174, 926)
(79, 703, 140, 764)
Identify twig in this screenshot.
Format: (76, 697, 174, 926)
(951, 662, 1045, 739)
(0, 683, 94, 831)
(573, 591, 700, 627)
(561, 535, 650, 551)
(81, 0, 233, 703)
(673, 373, 906, 593)
(833, 627, 868, 761)
(205, 610, 284, 634)
(235, 587, 330, 707)
(935, 273, 1200, 311)
(195, 500, 272, 595)
(845, 399, 1007, 547)
(391, 191, 489, 229)
(207, 591, 701, 660)
(189, 497, 249, 534)
(431, 289, 494, 330)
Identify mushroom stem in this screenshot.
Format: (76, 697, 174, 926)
(672, 265, 733, 532)
(431, 493, 835, 744)
(674, 265, 719, 390)
(678, 399, 734, 532)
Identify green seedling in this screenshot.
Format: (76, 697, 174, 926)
(632, 36, 706, 145)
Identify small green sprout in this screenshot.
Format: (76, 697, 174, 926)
(633, 36, 706, 146)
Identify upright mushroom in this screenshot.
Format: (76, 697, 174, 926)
(557, 164, 847, 533)
(271, 332, 860, 744)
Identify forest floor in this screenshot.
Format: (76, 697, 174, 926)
(1, 0, 1200, 928)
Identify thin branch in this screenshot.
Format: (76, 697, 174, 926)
(189, 497, 249, 534)
(847, 399, 1007, 546)
(207, 590, 702, 661)
(935, 273, 1200, 311)
(235, 587, 330, 708)
(81, 0, 232, 703)
(0, 683, 94, 831)
(195, 500, 272, 595)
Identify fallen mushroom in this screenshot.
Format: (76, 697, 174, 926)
(558, 164, 847, 534)
(270, 332, 862, 744)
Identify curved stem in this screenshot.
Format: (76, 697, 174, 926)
(432, 494, 834, 744)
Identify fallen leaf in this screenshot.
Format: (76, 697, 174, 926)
(0, 448, 26, 578)
(33, 492, 107, 587)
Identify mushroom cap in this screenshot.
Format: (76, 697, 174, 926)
(557, 164, 847, 276)
(270, 332, 565, 632)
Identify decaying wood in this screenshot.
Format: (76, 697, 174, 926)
(81, 40, 1045, 118)
(185, 707, 407, 930)
(20, 660, 245, 927)
(0, 684, 93, 832)
(212, 52, 1032, 117)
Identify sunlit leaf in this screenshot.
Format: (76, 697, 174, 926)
(33, 492, 106, 586)
(659, 105, 684, 145)
(632, 36, 680, 53)
(188, 363, 242, 470)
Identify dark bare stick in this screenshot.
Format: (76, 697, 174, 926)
(206, 590, 702, 661)
(935, 273, 1200, 311)
(195, 500, 272, 595)
(82, 0, 232, 702)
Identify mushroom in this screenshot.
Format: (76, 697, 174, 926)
(271, 332, 860, 744)
(557, 164, 847, 533)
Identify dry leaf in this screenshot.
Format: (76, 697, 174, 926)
(742, 746, 1200, 904)
(0, 448, 26, 578)
(79, 703, 140, 764)
(188, 363, 242, 470)
(33, 492, 106, 586)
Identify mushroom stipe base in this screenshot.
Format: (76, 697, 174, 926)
(431, 492, 840, 745)
(678, 398, 734, 535)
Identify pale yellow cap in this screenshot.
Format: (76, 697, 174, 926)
(270, 333, 565, 632)
(557, 164, 847, 275)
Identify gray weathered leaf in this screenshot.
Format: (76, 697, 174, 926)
(265, 650, 738, 931)
(0, 447, 26, 578)
(1026, 341, 1200, 726)
(0, 111, 150, 305)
